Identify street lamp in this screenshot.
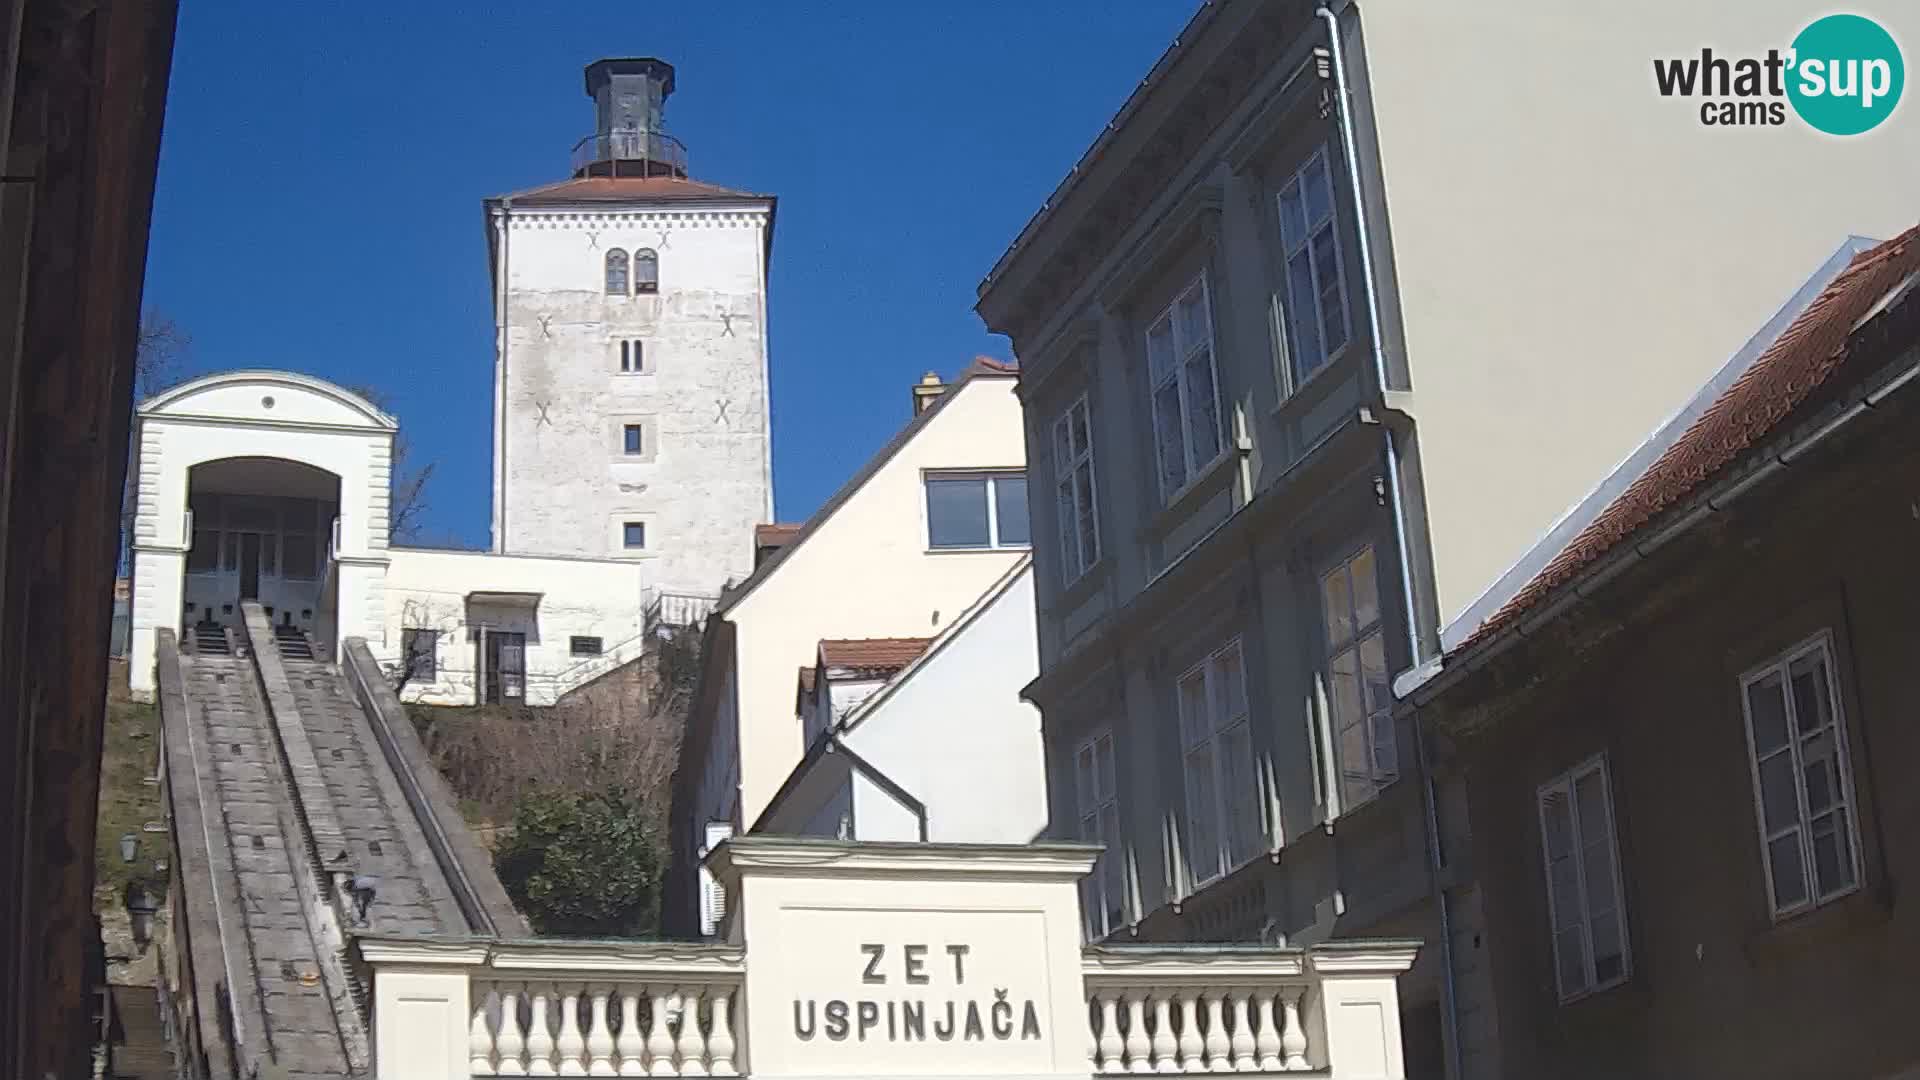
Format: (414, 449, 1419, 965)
(119, 833, 138, 864)
(127, 888, 158, 953)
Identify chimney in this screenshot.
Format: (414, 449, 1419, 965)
(576, 58, 687, 179)
(911, 372, 945, 416)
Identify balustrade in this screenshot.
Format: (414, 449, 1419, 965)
(469, 979, 738, 1077)
(1085, 984, 1313, 1074)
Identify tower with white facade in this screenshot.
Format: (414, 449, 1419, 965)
(485, 58, 774, 600)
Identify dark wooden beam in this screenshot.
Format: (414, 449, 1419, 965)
(0, 1, 177, 1076)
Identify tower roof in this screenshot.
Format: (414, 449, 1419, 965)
(489, 174, 769, 207)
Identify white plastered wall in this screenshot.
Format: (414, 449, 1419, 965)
(1354, 1, 1920, 630)
(492, 200, 774, 599)
(379, 546, 647, 707)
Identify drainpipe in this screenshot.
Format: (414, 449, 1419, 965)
(1317, 7, 1462, 1078)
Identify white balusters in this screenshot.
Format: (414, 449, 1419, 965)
(527, 984, 558, 1076)
(1124, 993, 1151, 1074)
(675, 987, 709, 1076)
(1254, 990, 1283, 1071)
(1150, 994, 1177, 1074)
(1176, 994, 1203, 1069)
(708, 988, 737, 1076)
(646, 987, 675, 1076)
(1228, 990, 1255, 1072)
(1082, 983, 1314, 1074)
(1279, 987, 1309, 1071)
(468, 980, 742, 1079)
(616, 990, 645, 1077)
(1097, 991, 1123, 1073)
(1202, 992, 1229, 1072)
(557, 982, 586, 1075)
(586, 985, 616, 1076)
(496, 987, 528, 1076)
(473, 987, 498, 1075)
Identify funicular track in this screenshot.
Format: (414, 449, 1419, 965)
(157, 602, 524, 1079)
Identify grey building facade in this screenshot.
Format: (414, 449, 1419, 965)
(975, 3, 1459, 1076)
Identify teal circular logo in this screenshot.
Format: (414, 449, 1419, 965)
(1787, 14, 1904, 135)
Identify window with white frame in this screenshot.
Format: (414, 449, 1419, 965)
(1740, 632, 1862, 919)
(1051, 395, 1100, 583)
(1146, 274, 1224, 500)
(924, 471, 1030, 550)
(1073, 729, 1125, 941)
(1179, 639, 1260, 887)
(1537, 755, 1630, 1001)
(1322, 546, 1396, 811)
(699, 820, 734, 936)
(1276, 147, 1351, 390)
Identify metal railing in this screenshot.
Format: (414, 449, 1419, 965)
(644, 589, 720, 637)
(570, 130, 689, 177)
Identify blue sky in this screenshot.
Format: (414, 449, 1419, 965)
(144, 1, 1195, 546)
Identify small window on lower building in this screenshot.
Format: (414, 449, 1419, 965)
(623, 521, 646, 550)
(401, 628, 437, 680)
(619, 339, 645, 373)
(1537, 754, 1629, 1001)
(623, 424, 645, 455)
(570, 635, 603, 657)
(1740, 631, 1862, 919)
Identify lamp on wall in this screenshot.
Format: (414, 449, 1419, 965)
(127, 889, 158, 952)
(119, 833, 138, 864)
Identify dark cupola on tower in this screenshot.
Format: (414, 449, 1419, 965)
(571, 58, 688, 179)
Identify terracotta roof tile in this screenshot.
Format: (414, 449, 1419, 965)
(797, 666, 817, 694)
(817, 637, 934, 675)
(755, 523, 803, 547)
(1459, 225, 1920, 652)
(494, 175, 768, 205)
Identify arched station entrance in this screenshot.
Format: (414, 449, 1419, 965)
(182, 457, 341, 651)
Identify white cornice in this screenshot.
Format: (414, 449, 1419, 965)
(144, 412, 399, 440)
(1304, 943, 1422, 976)
(355, 938, 492, 967)
(1082, 946, 1309, 982)
(709, 837, 1099, 884)
(505, 207, 770, 231)
(488, 940, 745, 976)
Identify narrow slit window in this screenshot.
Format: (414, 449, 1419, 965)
(623, 424, 645, 456)
(619, 339, 645, 373)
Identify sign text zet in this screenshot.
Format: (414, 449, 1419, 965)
(791, 943, 1044, 1044)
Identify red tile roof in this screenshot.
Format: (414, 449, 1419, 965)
(1459, 225, 1920, 652)
(755, 523, 803, 548)
(494, 175, 768, 205)
(817, 638, 934, 675)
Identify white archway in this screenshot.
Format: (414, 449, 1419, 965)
(128, 371, 398, 698)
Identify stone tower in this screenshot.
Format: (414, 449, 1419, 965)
(484, 57, 774, 600)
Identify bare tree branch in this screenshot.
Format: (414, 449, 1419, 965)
(341, 383, 435, 543)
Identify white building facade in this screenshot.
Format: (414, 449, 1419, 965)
(126, 57, 772, 706)
(666, 362, 1032, 937)
(759, 559, 1047, 849)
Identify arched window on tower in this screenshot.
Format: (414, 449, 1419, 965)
(605, 249, 629, 295)
(634, 248, 659, 294)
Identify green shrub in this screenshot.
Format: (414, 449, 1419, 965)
(493, 789, 662, 937)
